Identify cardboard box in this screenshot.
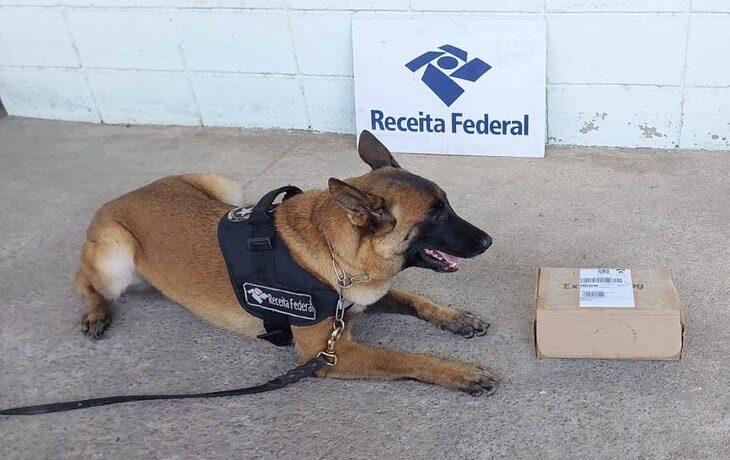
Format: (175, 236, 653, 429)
(535, 267, 684, 360)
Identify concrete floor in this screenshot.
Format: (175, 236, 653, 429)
(0, 117, 728, 459)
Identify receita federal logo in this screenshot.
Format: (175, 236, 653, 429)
(369, 43, 527, 138)
(405, 44, 492, 107)
(246, 286, 269, 304)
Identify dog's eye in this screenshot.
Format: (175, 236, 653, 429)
(430, 202, 447, 222)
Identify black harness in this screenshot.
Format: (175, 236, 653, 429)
(217, 186, 349, 346)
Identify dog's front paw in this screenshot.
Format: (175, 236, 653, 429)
(450, 365, 499, 396)
(443, 310, 490, 338)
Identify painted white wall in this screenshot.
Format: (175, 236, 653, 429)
(0, 0, 728, 150)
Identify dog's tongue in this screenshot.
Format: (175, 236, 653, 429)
(434, 250, 459, 265)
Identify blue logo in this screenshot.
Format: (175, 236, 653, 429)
(405, 45, 492, 107)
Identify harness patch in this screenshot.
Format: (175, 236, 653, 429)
(227, 206, 253, 222)
(243, 282, 316, 321)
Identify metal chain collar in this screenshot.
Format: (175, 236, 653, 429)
(317, 241, 370, 366)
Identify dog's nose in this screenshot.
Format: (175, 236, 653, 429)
(477, 234, 492, 252)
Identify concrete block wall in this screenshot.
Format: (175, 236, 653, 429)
(0, 1, 728, 150)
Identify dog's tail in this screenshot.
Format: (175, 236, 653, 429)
(178, 174, 245, 206)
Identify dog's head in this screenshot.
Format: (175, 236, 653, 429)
(328, 131, 491, 274)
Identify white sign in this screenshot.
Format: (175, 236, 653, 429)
(353, 19, 546, 158)
(579, 268, 635, 308)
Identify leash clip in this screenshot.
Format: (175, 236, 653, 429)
(317, 350, 337, 366)
(317, 318, 345, 367)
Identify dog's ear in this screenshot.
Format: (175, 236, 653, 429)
(358, 130, 401, 170)
(328, 178, 396, 235)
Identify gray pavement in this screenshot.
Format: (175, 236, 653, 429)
(0, 117, 728, 459)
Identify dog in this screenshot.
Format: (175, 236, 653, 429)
(75, 130, 497, 395)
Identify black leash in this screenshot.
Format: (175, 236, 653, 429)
(0, 356, 328, 416)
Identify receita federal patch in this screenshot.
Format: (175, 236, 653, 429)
(243, 282, 316, 320)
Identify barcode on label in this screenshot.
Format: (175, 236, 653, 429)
(579, 268, 634, 308)
(580, 291, 606, 299)
(580, 277, 625, 284)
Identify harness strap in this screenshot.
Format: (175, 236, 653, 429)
(249, 186, 302, 217)
(0, 355, 328, 416)
(246, 186, 302, 346)
(257, 319, 293, 346)
(247, 186, 300, 279)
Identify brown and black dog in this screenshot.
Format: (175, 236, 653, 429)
(75, 131, 498, 395)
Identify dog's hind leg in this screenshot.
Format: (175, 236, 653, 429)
(75, 221, 140, 339)
(366, 288, 490, 338)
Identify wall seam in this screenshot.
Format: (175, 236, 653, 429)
(543, 0, 548, 144)
(59, 7, 103, 122)
(677, 11, 691, 148)
(285, 3, 312, 130)
(170, 11, 204, 126)
(3, 6, 718, 14)
(8, 66, 730, 89)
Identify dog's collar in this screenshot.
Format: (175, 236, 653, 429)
(324, 239, 371, 290)
(331, 255, 371, 289)
(324, 238, 370, 333)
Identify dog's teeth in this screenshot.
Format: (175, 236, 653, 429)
(425, 248, 447, 262)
